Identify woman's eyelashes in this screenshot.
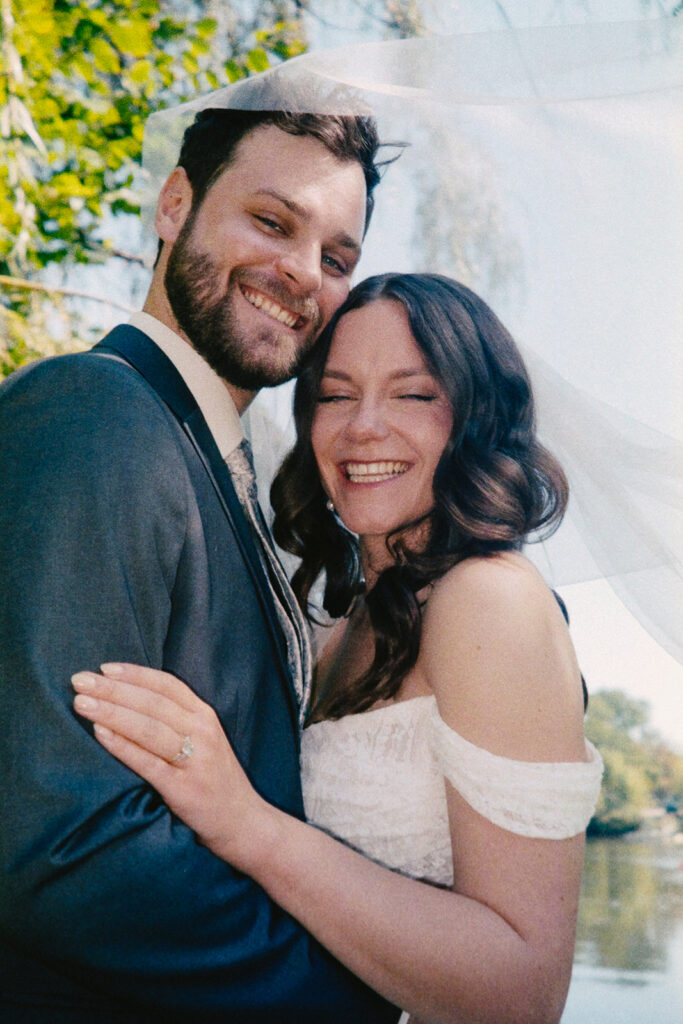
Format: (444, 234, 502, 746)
(317, 391, 438, 404)
(317, 392, 354, 404)
(397, 392, 437, 401)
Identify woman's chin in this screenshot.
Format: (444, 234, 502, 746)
(334, 506, 392, 539)
(346, 519, 409, 548)
(337, 500, 432, 544)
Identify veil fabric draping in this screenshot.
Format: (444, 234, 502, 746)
(142, 19, 683, 665)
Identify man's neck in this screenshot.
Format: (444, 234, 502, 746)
(141, 292, 256, 415)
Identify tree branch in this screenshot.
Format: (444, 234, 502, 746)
(109, 247, 152, 268)
(0, 274, 135, 313)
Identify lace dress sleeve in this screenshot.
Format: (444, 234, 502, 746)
(429, 704, 603, 839)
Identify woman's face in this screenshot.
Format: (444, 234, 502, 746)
(311, 298, 454, 543)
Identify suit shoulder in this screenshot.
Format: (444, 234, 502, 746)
(3, 347, 168, 410)
(0, 349, 190, 497)
(2, 349, 181, 447)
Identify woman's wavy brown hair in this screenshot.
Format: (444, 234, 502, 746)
(271, 273, 569, 719)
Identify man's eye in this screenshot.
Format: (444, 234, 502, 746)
(322, 254, 347, 275)
(254, 215, 284, 232)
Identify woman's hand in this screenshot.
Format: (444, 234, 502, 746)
(71, 663, 274, 873)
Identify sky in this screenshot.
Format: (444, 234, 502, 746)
(560, 581, 683, 750)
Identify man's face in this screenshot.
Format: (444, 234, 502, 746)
(164, 125, 368, 392)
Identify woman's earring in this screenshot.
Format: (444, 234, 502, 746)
(326, 498, 335, 513)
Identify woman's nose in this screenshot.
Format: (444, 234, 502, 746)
(344, 399, 389, 441)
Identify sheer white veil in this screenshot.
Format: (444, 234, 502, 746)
(142, 19, 683, 665)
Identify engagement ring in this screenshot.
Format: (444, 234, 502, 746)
(171, 735, 194, 766)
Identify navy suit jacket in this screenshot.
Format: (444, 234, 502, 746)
(0, 326, 398, 1023)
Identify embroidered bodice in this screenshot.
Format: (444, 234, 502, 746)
(301, 695, 603, 887)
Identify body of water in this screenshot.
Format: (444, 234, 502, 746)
(562, 834, 683, 1023)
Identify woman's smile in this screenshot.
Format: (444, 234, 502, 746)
(341, 460, 412, 484)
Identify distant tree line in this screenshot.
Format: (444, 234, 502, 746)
(585, 690, 683, 836)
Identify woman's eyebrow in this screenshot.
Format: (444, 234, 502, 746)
(321, 370, 354, 381)
(321, 368, 432, 381)
(388, 369, 434, 380)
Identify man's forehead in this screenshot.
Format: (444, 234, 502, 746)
(221, 124, 361, 191)
(214, 125, 367, 235)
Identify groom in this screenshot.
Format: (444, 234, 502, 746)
(0, 108, 398, 1022)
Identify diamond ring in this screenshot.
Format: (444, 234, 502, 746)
(171, 735, 195, 766)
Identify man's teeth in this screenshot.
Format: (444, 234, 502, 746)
(242, 287, 299, 328)
(345, 461, 410, 483)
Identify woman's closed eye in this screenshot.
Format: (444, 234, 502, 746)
(317, 392, 355, 404)
(395, 392, 438, 402)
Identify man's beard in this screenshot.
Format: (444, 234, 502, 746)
(165, 220, 323, 390)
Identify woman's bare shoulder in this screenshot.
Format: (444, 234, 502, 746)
(420, 553, 587, 761)
(425, 551, 559, 635)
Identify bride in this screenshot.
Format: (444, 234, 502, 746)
(73, 272, 602, 1024)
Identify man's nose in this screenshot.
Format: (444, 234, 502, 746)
(275, 245, 322, 294)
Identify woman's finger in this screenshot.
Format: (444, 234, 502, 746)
(73, 692, 187, 765)
(98, 663, 200, 712)
(71, 672, 194, 735)
(91, 723, 250, 864)
(92, 724, 178, 787)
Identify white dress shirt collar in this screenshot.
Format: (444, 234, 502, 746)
(128, 312, 243, 460)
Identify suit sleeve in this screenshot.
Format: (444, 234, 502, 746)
(0, 356, 398, 1023)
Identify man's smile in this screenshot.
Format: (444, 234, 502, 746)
(240, 284, 308, 330)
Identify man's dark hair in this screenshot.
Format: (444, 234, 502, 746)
(177, 108, 382, 232)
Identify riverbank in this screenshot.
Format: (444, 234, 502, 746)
(562, 836, 683, 1023)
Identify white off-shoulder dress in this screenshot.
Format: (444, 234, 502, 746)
(301, 695, 603, 888)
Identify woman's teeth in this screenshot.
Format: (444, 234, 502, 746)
(344, 461, 410, 484)
(242, 287, 299, 328)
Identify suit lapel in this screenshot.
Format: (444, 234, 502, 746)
(92, 325, 299, 721)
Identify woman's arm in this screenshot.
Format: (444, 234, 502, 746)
(72, 555, 591, 1024)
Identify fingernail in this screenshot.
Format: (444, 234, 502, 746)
(71, 673, 96, 690)
(100, 663, 124, 676)
(74, 694, 97, 711)
(94, 723, 113, 740)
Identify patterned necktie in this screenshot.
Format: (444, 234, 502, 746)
(225, 438, 312, 726)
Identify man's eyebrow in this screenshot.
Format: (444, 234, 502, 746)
(253, 187, 307, 218)
(334, 234, 362, 257)
(252, 188, 361, 256)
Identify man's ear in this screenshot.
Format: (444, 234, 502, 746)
(155, 167, 193, 244)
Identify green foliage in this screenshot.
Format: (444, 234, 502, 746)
(0, 0, 436, 375)
(3, 0, 199, 275)
(0, 0, 308, 373)
(591, 747, 650, 834)
(585, 690, 683, 835)
(586, 688, 649, 741)
(576, 839, 677, 976)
